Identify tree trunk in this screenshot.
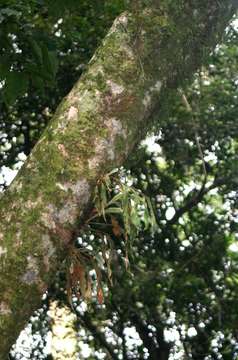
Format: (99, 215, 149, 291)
(0, 1, 237, 357)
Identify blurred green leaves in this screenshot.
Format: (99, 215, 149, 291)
(0, 0, 124, 105)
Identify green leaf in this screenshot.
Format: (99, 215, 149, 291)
(107, 192, 123, 205)
(41, 45, 58, 79)
(104, 207, 122, 215)
(29, 39, 43, 65)
(0, 56, 10, 79)
(31, 75, 45, 93)
(4, 72, 28, 105)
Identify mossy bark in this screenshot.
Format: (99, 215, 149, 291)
(0, 1, 237, 357)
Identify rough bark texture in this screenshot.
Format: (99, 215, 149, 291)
(0, 0, 237, 357)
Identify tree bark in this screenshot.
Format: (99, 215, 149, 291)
(0, 1, 237, 357)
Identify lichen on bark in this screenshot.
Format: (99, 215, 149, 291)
(0, 0, 237, 357)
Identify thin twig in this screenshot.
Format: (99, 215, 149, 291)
(179, 88, 207, 184)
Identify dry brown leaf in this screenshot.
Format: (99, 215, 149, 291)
(97, 286, 104, 305)
(111, 216, 122, 237)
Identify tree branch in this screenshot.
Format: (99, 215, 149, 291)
(131, 312, 170, 360)
(79, 313, 119, 360)
(164, 177, 227, 229)
(0, 1, 237, 357)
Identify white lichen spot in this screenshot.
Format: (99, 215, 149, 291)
(41, 205, 56, 230)
(42, 179, 90, 227)
(69, 179, 90, 202)
(21, 255, 39, 284)
(88, 63, 104, 78)
(25, 200, 37, 210)
(55, 99, 84, 134)
(0, 246, 7, 257)
(42, 234, 56, 272)
(122, 43, 135, 60)
(76, 89, 100, 115)
(56, 182, 67, 192)
(58, 179, 90, 203)
(107, 12, 128, 37)
(57, 202, 78, 225)
(142, 93, 151, 108)
(42, 234, 55, 258)
(88, 139, 110, 170)
(48, 180, 90, 225)
(88, 118, 127, 170)
(105, 118, 127, 139)
(143, 81, 162, 109)
(153, 81, 162, 92)
(115, 13, 128, 27)
(0, 302, 11, 315)
(58, 143, 68, 157)
(106, 80, 124, 96)
(67, 106, 78, 120)
(15, 230, 22, 245)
